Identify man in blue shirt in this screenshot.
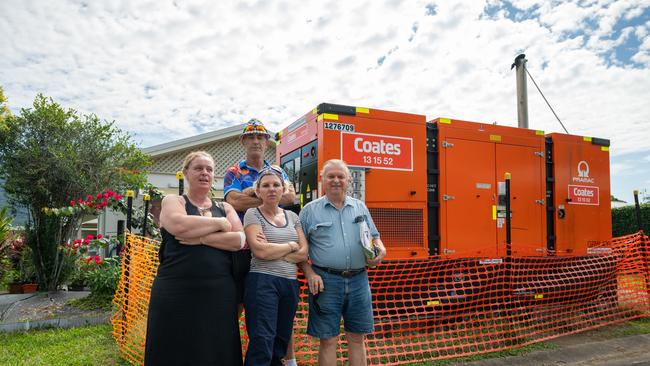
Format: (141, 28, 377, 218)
(299, 159, 387, 366)
(223, 118, 297, 365)
(223, 118, 296, 298)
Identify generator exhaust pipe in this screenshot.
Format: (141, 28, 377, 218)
(512, 54, 529, 129)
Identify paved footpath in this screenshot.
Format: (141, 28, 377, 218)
(456, 334, 650, 366)
(0, 291, 111, 332)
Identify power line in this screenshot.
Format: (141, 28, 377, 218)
(525, 67, 569, 134)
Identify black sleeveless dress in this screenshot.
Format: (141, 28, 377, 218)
(144, 197, 242, 366)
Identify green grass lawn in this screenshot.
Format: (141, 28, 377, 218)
(0, 324, 129, 366)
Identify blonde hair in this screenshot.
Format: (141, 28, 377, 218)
(182, 151, 214, 172)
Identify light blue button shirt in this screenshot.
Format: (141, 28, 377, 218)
(299, 195, 380, 270)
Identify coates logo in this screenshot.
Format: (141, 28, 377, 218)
(353, 137, 401, 155)
(341, 132, 413, 171)
(572, 160, 595, 183)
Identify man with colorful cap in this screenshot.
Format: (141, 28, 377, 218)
(224, 118, 296, 219)
(223, 118, 298, 365)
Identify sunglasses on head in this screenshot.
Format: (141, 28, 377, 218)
(256, 166, 284, 182)
(243, 125, 268, 133)
(261, 165, 283, 174)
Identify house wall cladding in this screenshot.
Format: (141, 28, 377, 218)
(149, 137, 277, 176)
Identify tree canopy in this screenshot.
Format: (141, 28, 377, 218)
(0, 93, 151, 290)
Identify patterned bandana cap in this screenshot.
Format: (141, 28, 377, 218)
(241, 118, 270, 138)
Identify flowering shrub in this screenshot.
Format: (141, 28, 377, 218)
(60, 233, 120, 287)
(43, 185, 162, 291)
(43, 189, 123, 217)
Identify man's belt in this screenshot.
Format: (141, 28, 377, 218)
(312, 265, 366, 278)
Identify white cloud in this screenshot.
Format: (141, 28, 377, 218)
(0, 0, 648, 156)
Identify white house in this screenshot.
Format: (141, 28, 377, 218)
(96, 123, 277, 239)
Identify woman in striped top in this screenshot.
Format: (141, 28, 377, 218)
(243, 166, 308, 366)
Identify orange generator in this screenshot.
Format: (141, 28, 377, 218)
(275, 103, 612, 260)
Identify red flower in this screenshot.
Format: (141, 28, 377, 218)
(87, 195, 92, 201)
(106, 191, 114, 197)
(96, 193, 102, 199)
(70, 200, 76, 206)
(83, 238, 90, 245)
(97, 233, 103, 239)
(86, 257, 93, 265)
(101, 199, 108, 206)
(115, 194, 123, 200)
(86, 202, 92, 207)
(78, 199, 83, 205)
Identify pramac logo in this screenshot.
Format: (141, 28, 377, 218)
(577, 161, 589, 177)
(573, 160, 595, 183)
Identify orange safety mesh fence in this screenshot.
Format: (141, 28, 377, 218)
(112, 235, 160, 364)
(113, 232, 650, 365)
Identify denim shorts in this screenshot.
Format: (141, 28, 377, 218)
(307, 266, 374, 339)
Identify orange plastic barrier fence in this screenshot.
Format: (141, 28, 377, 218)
(113, 232, 650, 365)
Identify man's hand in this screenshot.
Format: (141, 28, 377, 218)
(366, 239, 386, 267)
(306, 272, 324, 295)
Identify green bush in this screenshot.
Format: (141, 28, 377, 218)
(612, 203, 650, 237)
(86, 257, 121, 298)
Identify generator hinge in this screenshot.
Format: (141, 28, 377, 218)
(442, 140, 454, 148)
(534, 151, 545, 157)
(442, 194, 455, 201)
(535, 199, 545, 205)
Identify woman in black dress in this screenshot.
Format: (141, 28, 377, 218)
(145, 151, 246, 366)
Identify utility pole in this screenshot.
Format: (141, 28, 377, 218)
(512, 54, 529, 129)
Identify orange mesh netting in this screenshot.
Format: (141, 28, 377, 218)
(112, 232, 650, 365)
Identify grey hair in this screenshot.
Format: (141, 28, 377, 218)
(320, 159, 351, 178)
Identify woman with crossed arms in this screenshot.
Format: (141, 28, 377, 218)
(243, 166, 308, 366)
(145, 151, 246, 366)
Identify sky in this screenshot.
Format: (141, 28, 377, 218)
(0, 0, 649, 203)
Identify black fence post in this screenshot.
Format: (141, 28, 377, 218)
(116, 220, 125, 255)
(142, 193, 150, 237)
(634, 190, 643, 232)
(126, 190, 134, 232)
(177, 171, 184, 196)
